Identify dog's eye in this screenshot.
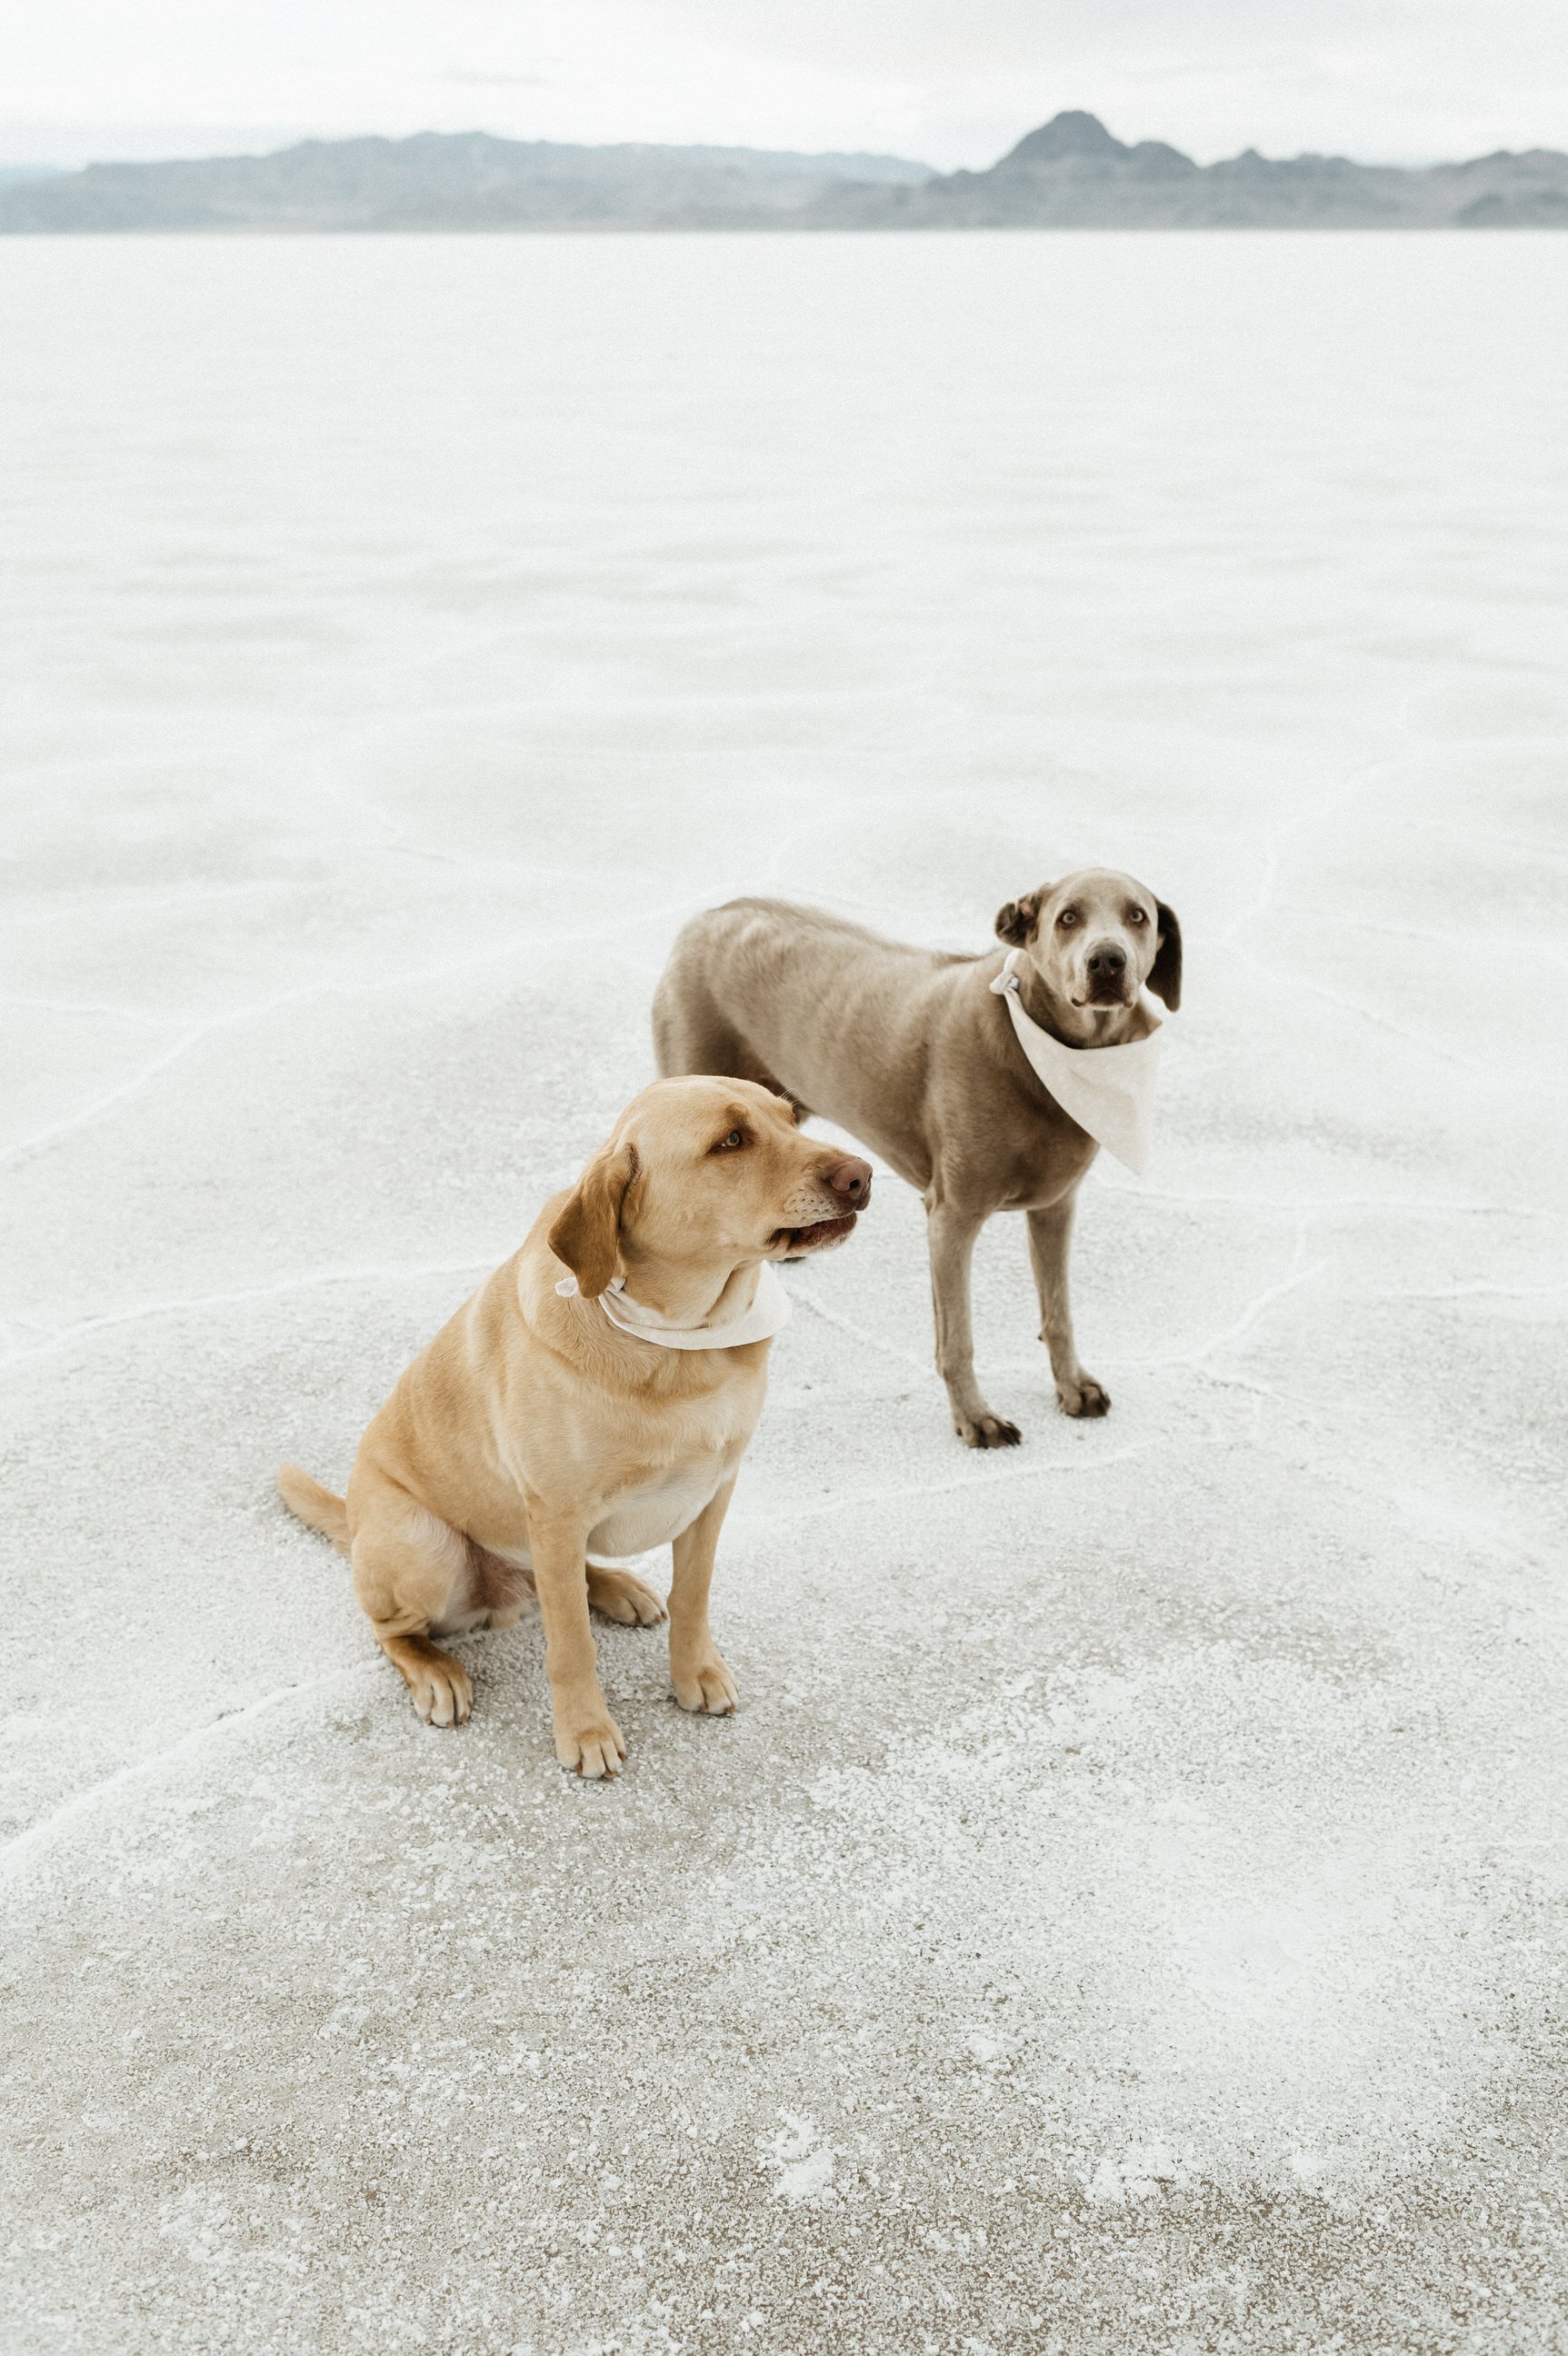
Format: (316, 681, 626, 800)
(713, 1129, 746, 1153)
(1057, 909, 1078, 929)
(1128, 907, 1148, 926)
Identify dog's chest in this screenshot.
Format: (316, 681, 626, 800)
(994, 1099, 1101, 1208)
(588, 1380, 760, 1558)
(589, 1458, 732, 1558)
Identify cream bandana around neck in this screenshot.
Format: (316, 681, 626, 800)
(990, 948, 1164, 1175)
(554, 1259, 793, 1350)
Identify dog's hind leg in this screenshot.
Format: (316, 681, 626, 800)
(469, 1543, 665, 1629)
(585, 1563, 668, 1624)
(347, 1470, 475, 1727)
(652, 973, 750, 1082)
(652, 972, 812, 1117)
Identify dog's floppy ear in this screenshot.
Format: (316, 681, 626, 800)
(1148, 901, 1183, 1011)
(548, 1143, 637, 1299)
(994, 887, 1044, 946)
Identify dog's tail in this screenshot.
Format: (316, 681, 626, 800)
(277, 1463, 351, 1557)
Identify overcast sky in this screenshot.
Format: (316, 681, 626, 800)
(2, 0, 1564, 172)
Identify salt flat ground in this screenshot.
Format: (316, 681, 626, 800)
(2, 231, 1565, 2355)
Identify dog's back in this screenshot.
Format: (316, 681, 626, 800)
(653, 897, 970, 1174)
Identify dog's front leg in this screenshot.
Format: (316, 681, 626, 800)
(527, 1502, 626, 1778)
(1027, 1196, 1110, 1417)
(668, 1477, 739, 1715)
(926, 1200, 1021, 1448)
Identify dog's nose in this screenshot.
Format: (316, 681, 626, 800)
(825, 1156, 872, 1204)
(1086, 942, 1127, 978)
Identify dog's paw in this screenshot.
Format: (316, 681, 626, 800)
(586, 1565, 668, 1626)
(955, 1410, 1023, 1449)
(672, 1651, 738, 1715)
(409, 1656, 471, 1728)
(1057, 1373, 1111, 1419)
(554, 1709, 627, 1779)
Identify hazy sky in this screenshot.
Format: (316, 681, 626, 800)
(3, 0, 1564, 171)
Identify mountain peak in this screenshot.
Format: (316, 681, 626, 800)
(1002, 112, 1127, 166)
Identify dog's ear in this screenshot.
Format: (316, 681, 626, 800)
(994, 887, 1044, 946)
(548, 1143, 637, 1299)
(1148, 901, 1183, 1011)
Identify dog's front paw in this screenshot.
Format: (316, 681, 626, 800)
(672, 1651, 738, 1715)
(554, 1706, 627, 1779)
(954, 1409, 1022, 1449)
(1057, 1373, 1111, 1419)
(586, 1564, 668, 1626)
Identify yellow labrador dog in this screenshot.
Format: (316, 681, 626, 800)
(279, 1077, 870, 1775)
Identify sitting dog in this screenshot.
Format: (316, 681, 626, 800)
(653, 871, 1179, 1448)
(278, 1077, 870, 1773)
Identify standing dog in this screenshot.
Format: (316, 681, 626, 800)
(653, 872, 1179, 1448)
(279, 1077, 870, 1773)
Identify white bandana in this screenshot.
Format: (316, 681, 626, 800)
(990, 949, 1164, 1175)
(554, 1258, 793, 1350)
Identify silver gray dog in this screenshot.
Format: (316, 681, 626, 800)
(652, 870, 1181, 1447)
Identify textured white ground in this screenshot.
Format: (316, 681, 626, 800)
(3, 232, 1566, 2356)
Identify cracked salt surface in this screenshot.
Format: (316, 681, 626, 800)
(3, 233, 1567, 2354)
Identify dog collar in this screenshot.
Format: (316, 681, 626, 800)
(990, 949, 1164, 1175)
(554, 1259, 793, 1350)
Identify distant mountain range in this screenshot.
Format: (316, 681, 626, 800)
(0, 133, 931, 234)
(820, 111, 1568, 230)
(3, 112, 1565, 234)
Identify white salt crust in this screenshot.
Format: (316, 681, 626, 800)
(2, 231, 1566, 2355)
